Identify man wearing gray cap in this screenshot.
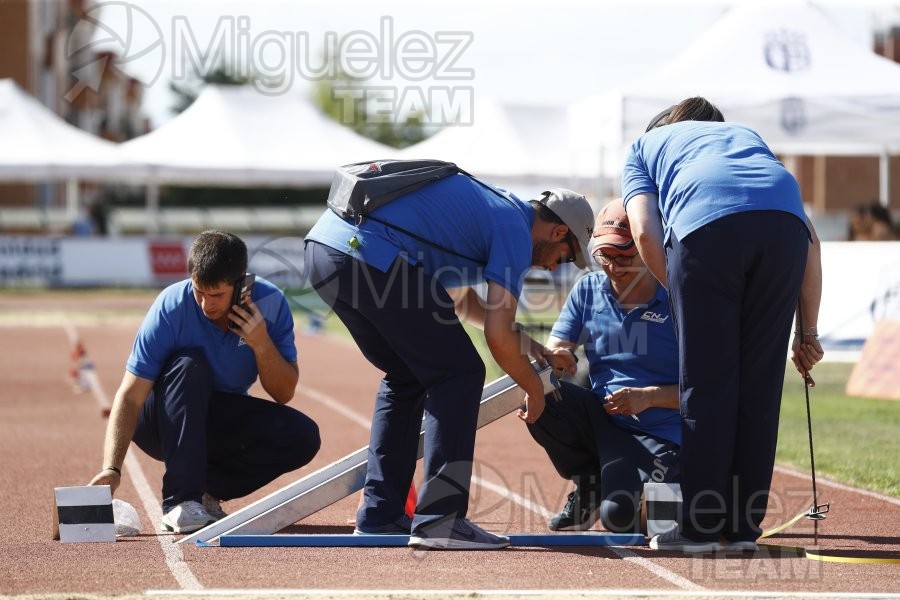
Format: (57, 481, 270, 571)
(305, 175, 593, 550)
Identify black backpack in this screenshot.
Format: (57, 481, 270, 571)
(326, 159, 512, 263)
(327, 159, 466, 223)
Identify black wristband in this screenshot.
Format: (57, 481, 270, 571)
(103, 465, 121, 475)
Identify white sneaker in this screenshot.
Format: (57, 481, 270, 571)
(160, 501, 214, 534)
(201, 493, 227, 521)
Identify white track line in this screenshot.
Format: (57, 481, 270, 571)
(301, 386, 371, 430)
(63, 322, 111, 414)
(473, 475, 704, 591)
(145, 589, 900, 598)
(774, 465, 900, 507)
(307, 384, 701, 591)
(125, 451, 203, 590)
(66, 323, 202, 591)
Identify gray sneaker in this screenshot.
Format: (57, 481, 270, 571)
(649, 526, 722, 553)
(201, 493, 227, 521)
(159, 500, 214, 534)
(408, 518, 510, 550)
(353, 514, 412, 535)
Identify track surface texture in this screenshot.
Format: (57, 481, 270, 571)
(0, 292, 897, 598)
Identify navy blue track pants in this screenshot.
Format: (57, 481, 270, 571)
(304, 241, 486, 534)
(527, 380, 680, 532)
(666, 211, 808, 543)
(132, 349, 321, 512)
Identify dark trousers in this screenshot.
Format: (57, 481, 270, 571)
(527, 380, 680, 532)
(305, 241, 486, 534)
(666, 211, 808, 542)
(132, 349, 321, 512)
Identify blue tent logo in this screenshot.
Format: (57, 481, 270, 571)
(764, 30, 811, 73)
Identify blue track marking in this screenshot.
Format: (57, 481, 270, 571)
(215, 533, 646, 547)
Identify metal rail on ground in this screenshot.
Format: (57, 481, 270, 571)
(179, 366, 556, 545)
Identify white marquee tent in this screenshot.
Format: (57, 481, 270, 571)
(120, 84, 395, 187)
(571, 2, 900, 196)
(401, 98, 605, 198)
(0, 78, 126, 182)
(0, 78, 133, 223)
(118, 84, 401, 231)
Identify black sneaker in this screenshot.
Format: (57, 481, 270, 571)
(548, 490, 600, 531)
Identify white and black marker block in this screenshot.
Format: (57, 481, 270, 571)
(642, 482, 683, 539)
(54, 485, 116, 543)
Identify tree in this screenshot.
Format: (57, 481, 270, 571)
(169, 64, 254, 114)
(310, 49, 430, 149)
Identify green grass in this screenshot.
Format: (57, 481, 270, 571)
(306, 309, 900, 498)
(777, 362, 900, 497)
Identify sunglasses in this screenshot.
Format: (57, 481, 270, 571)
(557, 232, 578, 265)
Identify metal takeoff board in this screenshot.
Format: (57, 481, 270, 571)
(179, 366, 555, 545)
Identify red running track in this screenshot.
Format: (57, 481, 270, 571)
(0, 293, 897, 596)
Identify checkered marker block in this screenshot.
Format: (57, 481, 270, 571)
(54, 485, 116, 543)
(642, 482, 682, 539)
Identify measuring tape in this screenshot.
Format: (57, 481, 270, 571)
(760, 508, 900, 564)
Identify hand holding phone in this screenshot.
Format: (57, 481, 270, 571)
(229, 273, 255, 329)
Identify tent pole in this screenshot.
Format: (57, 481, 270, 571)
(879, 151, 890, 208)
(65, 178, 79, 221)
(598, 144, 606, 199)
(146, 181, 160, 234)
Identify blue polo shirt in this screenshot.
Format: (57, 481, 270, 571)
(305, 174, 534, 297)
(126, 277, 296, 395)
(552, 272, 680, 443)
(621, 121, 809, 244)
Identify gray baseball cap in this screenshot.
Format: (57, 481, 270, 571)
(535, 189, 595, 269)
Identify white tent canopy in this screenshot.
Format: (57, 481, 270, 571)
(571, 2, 900, 184)
(120, 84, 395, 187)
(401, 98, 604, 197)
(0, 78, 125, 182)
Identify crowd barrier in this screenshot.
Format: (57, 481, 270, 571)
(1, 236, 898, 353)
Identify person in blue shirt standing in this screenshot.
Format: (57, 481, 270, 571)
(527, 199, 680, 534)
(89, 231, 320, 534)
(623, 97, 824, 553)
(305, 175, 594, 550)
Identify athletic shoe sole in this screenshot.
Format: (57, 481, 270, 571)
(353, 527, 409, 536)
(408, 535, 510, 550)
(649, 537, 722, 553)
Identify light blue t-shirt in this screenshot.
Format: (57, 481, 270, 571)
(305, 174, 534, 297)
(126, 277, 296, 395)
(621, 121, 809, 243)
(552, 272, 680, 444)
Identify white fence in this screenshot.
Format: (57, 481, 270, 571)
(1, 236, 898, 353)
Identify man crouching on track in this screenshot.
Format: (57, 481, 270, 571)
(89, 230, 320, 534)
(527, 199, 681, 534)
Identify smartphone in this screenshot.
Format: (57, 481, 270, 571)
(229, 273, 255, 328)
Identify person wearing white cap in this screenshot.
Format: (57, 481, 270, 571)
(305, 175, 594, 550)
(526, 199, 681, 533)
